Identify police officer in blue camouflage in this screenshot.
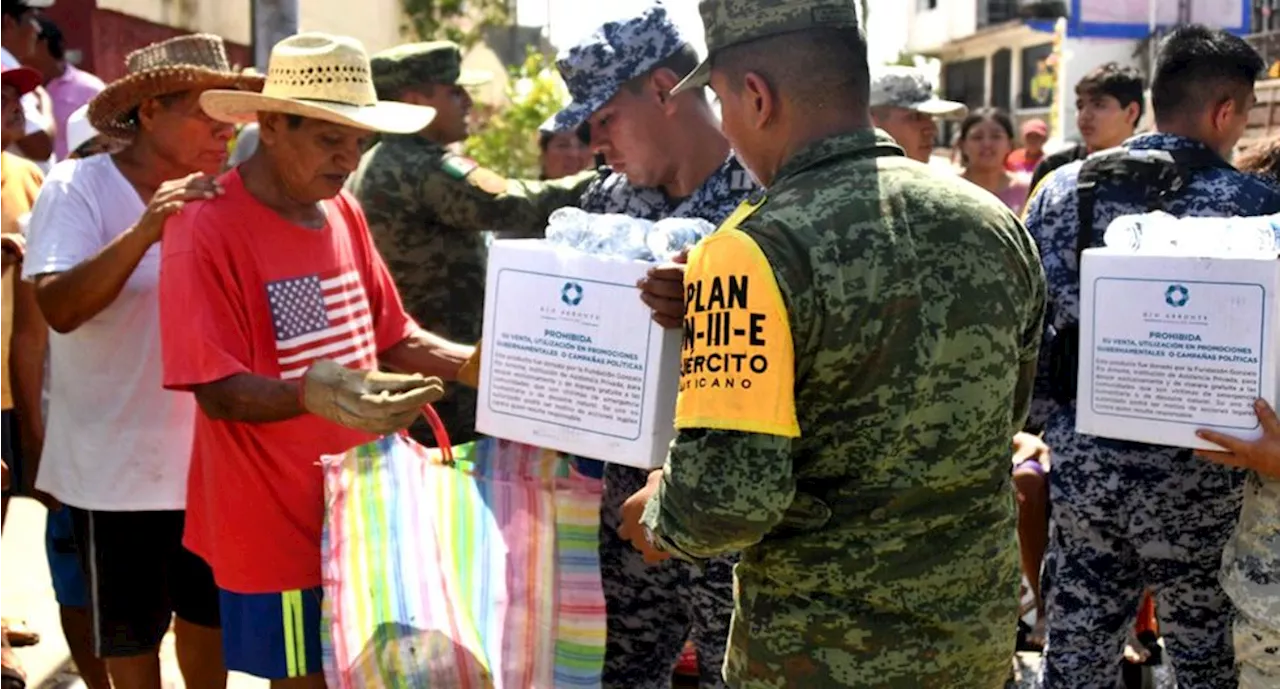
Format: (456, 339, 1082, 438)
(1023, 25, 1280, 687)
(541, 4, 756, 686)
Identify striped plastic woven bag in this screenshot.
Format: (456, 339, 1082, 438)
(320, 409, 606, 688)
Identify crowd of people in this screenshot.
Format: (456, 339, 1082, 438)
(1, 0, 1279, 688)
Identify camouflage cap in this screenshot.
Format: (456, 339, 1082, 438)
(370, 41, 492, 96)
(671, 0, 862, 96)
(542, 3, 690, 134)
(869, 66, 967, 118)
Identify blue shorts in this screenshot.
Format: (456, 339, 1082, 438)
(220, 587, 323, 680)
(44, 507, 87, 608)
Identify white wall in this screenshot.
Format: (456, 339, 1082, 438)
(100, 0, 252, 44)
(906, 0, 977, 54)
(1055, 37, 1144, 142)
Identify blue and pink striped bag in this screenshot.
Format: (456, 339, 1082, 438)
(320, 409, 606, 688)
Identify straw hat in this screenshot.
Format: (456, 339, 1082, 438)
(88, 34, 264, 139)
(200, 33, 435, 134)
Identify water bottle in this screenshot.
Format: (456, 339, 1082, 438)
(1103, 212, 1279, 257)
(585, 213, 655, 260)
(547, 207, 594, 250)
(647, 217, 716, 262)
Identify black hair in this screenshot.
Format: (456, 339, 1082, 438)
(624, 43, 701, 94)
(958, 107, 1015, 142)
(711, 26, 870, 110)
(1, 1, 32, 20)
(1151, 24, 1263, 124)
(538, 129, 554, 151)
(1075, 61, 1145, 124)
(36, 17, 62, 60)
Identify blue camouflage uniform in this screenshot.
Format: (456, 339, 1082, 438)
(545, 6, 755, 687)
(1023, 132, 1280, 688)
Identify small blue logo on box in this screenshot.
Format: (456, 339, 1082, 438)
(1165, 284, 1190, 308)
(561, 281, 584, 306)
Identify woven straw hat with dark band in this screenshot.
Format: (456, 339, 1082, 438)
(88, 33, 265, 139)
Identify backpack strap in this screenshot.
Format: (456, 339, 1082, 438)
(1074, 146, 1232, 264)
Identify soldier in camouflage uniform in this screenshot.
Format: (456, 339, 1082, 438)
(868, 66, 966, 164)
(617, 1, 1047, 687)
(1021, 26, 1280, 688)
(540, 6, 757, 686)
(348, 41, 594, 446)
(1197, 398, 1280, 689)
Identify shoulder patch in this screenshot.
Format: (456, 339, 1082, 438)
(440, 154, 480, 180)
(675, 197, 798, 438)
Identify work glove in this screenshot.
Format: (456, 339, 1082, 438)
(458, 342, 481, 389)
(300, 359, 444, 435)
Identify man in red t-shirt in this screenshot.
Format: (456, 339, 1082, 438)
(159, 34, 470, 687)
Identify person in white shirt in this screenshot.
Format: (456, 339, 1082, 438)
(1, 0, 54, 164)
(22, 33, 261, 689)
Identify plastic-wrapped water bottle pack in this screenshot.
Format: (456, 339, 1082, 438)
(1103, 211, 1280, 258)
(545, 207, 716, 262)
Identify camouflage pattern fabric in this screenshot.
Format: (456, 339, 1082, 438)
(1022, 132, 1280, 688)
(1223, 472, 1280, 689)
(544, 3, 690, 133)
(671, 0, 862, 95)
(370, 41, 491, 94)
(578, 155, 756, 689)
(347, 134, 595, 446)
(868, 66, 966, 116)
(643, 128, 1047, 688)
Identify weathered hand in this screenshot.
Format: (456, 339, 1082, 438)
(135, 173, 224, 245)
(300, 359, 445, 435)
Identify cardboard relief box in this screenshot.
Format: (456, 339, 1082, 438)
(475, 239, 682, 469)
(1076, 248, 1280, 450)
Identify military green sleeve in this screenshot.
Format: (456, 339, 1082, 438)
(1011, 218, 1048, 432)
(642, 430, 795, 559)
(641, 208, 811, 560)
(422, 153, 598, 237)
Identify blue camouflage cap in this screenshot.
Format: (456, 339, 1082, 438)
(542, 3, 689, 134)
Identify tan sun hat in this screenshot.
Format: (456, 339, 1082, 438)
(200, 33, 435, 134)
(88, 34, 265, 140)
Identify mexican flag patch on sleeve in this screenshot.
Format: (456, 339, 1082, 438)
(441, 154, 480, 180)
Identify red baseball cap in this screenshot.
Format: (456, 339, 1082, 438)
(1, 66, 42, 96)
(1021, 118, 1048, 138)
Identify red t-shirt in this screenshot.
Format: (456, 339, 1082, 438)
(1005, 148, 1043, 174)
(160, 169, 416, 593)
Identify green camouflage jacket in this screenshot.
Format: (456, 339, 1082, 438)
(643, 129, 1047, 688)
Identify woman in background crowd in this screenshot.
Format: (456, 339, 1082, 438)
(538, 128, 592, 179)
(1236, 133, 1280, 184)
(958, 108, 1031, 215)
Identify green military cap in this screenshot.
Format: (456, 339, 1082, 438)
(672, 0, 862, 95)
(370, 40, 493, 94)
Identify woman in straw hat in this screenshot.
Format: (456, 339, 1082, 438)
(20, 33, 261, 689)
(158, 33, 473, 686)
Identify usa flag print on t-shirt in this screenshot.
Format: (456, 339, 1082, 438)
(266, 269, 376, 380)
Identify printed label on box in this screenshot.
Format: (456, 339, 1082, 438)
(485, 267, 655, 441)
(1088, 277, 1267, 431)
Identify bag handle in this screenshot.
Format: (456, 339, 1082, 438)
(418, 404, 454, 465)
